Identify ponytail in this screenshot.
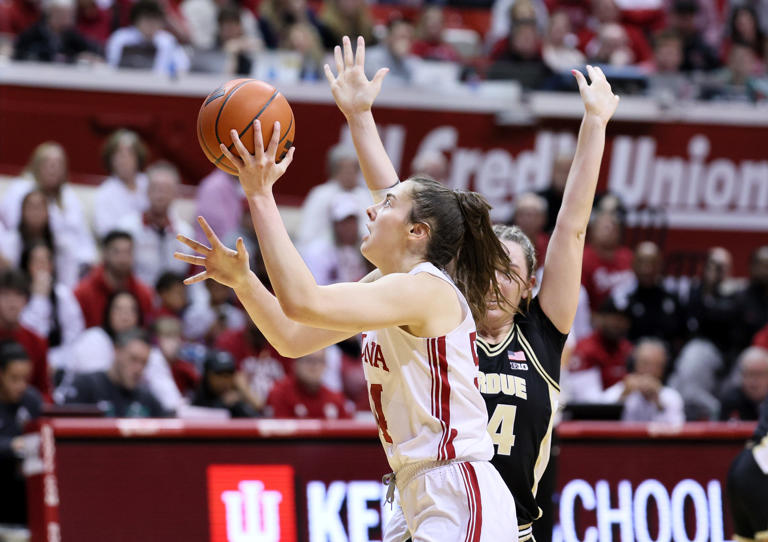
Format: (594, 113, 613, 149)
(407, 177, 514, 324)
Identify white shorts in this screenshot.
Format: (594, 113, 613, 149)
(384, 460, 517, 542)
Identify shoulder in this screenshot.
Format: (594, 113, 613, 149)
(22, 386, 44, 414)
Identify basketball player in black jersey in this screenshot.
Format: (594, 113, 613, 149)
(476, 65, 618, 542)
(727, 395, 768, 542)
(382, 66, 619, 542)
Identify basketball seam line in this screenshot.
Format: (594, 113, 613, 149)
(213, 79, 253, 145)
(214, 89, 281, 167)
(199, 112, 237, 174)
(279, 111, 293, 145)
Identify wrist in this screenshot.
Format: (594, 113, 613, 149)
(584, 112, 609, 127)
(345, 109, 375, 126)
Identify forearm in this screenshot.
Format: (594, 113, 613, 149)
(346, 111, 399, 194)
(248, 194, 320, 313)
(555, 114, 607, 235)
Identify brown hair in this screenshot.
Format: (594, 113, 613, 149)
(319, 0, 374, 45)
(407, 177, 512, 325)
(493, 224, 535, 312)
(101, 129, 148, 175)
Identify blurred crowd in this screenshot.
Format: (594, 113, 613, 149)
(1, 0, 768, 101)
(0, 128, 766, 527)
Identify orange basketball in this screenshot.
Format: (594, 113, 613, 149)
(197, 79, 295, 175)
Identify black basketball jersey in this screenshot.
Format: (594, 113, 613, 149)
(476, 296, 567, 540)
(752, 396, 768, 445)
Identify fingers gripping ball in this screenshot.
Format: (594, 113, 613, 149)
(197, 79, 295, 175)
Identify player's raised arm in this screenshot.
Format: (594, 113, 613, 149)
(324, 36, 399, 197)
(538, 65, 620, 333)
(174, 219, 355, 358)
(218, 121, 457, 335)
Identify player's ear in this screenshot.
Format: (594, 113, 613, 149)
(409, 221, 430, 240)
(522, 275, 537, 299)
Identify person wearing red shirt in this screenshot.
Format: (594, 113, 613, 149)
(267, 350, 352, 420)
(0, 270, 50, 400)
(581, 208, 634, 310)
(754, 323, 768, 350)
(74, 231, 154, 329)
(567, 297, 633, 401)
(215, 320, 289, 411)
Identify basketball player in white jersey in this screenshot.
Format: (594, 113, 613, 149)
(175, 37, 518, 540)
(318, 39, 620, 542)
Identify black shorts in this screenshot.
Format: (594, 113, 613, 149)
(727, 448, 768, 540)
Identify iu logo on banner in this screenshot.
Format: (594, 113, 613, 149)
(207, 464, 297, 542)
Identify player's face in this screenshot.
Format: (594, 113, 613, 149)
(486, 240, 531, 323)
(361, 181, 415, 267)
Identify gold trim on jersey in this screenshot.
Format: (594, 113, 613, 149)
(518, 522, 533, 542)
(756, 530, 768, 542)
(476, 326, 515, 357)
(517, 329, 560, 392)
(531, 383, 559, 497)
(518, 534, 534, 542)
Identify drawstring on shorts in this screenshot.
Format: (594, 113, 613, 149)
(382, 472, 396, 509)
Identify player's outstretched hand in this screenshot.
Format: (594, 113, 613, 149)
(220, 120, 296, 198)
(174, 216, 251, 289)
(572, 65, 620, 125)
(324, 35, 388, 118)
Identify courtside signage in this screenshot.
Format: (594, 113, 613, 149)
(207, 464, 297, 542)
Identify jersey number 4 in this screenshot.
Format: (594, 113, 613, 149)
(370, 384, 393, 443)
(487, 404, 517, 455)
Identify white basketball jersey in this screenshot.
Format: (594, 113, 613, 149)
(362, 262, 494, 473)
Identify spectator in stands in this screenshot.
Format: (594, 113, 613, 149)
(155, 271, 188, 320)
(0, 270, 50, 400)
(734, 246, 768, 351)
(0, 190, 56, 273)
(318, 0, 374, 50)
(13, 0, 100, 62)
(538, 151, 571, 233)
(410, 149, 449, 183)
(511, 192, 549, 264)
(702, 43, 765, 101)
(581, 208, 634, 310)
(64, 290, 181, 411)
(579, 0, 652, 64)
(586, 22, 636, 66)
(216, 320, 288, 412)
(75, 0, 111, 46)
(117, 161, 193, 288)
(565, 297, 633, 402)
(62, 328, 168, 417)
(93, 129, 149, 238)
(644, 29, 694, 101)
(153, 316, 199, 399)
(282, 21, 326, 81)
(105, 0, 189, 73)
(74, 231, 154, 328)
(0, 0, 43, 36)
(726, 5, 765, 60)
(191, 349, 257, 417)
(720, 346, 768, 420)
(189, 4, 261, 75)
(267, 349, 352, 419)
(666, 0, 720, 72)
(0, 142, 97, 287)
(613, 241, 683, 346)
(487, 19, 553, 89)
(487, 0, 549, 50)
(300, 193, 371, 285)
(542, 9, 586, 72)
(296, 144, 369, 246)
(258, 0, 324, 50)
(0, 342, 42, 527)
(18, 242, 85, 382)
(670, 247, 741, 419)
(194, 170, 243, 244)
(365, 18, 419, 87)
(411, 6, 460, 62)
(182, 0, 261, 52)
(183, 279, 246, 344)
(603, 338, 685, 424)
(754, 322, 768, 349)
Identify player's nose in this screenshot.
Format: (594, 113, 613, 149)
(366, 204, 377, 221)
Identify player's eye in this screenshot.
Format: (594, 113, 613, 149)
(383, 198, 392, 207)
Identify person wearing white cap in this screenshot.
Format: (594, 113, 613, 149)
(299, 192, 371, 286)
